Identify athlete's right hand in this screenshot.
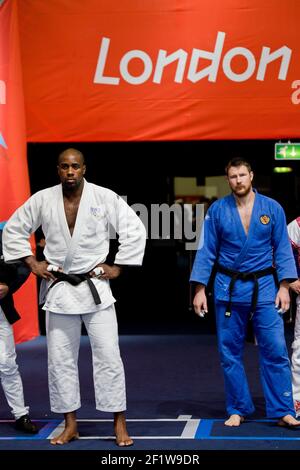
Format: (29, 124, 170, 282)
(289, 279, 300, 295)
(23, 256, 56, 280)
(193, 285, 208, 317)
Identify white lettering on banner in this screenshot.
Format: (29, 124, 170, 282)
(93, 38, 119, 85)
(120, 50, 152, 84)
(154, 49, 188, 83)
(257, 46, 291, 81)
(0, 80, 6, 104)
(291, 80, 300, 105)
(94, 32, 292, 85)
(188, 31, 225, 82)
(223, 47, 255, 82)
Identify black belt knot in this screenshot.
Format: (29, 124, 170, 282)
(48, 271, 101, 305)
(216, 263, 277, 318)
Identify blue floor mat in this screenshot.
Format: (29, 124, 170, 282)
(1, 334, 300, 456)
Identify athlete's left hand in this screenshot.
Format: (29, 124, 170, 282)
(0, 283, 9, 300)
(275, 281, 290, 313)
(90, 264, 122, 280)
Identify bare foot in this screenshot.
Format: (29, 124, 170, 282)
(278, 414, 300, 428)
(50, 428, 79, 445)
(114, 412, 133, 447)
(50, 411, 79, 445)
(224, 414, 244, 427)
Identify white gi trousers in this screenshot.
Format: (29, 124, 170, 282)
(46, 304, 126, 413)
(0, 308, 29, 419)
(292, 295, 300, 411)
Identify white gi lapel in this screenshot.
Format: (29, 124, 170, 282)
(58, 179, 90, 273)
(57, 184, 72, 248)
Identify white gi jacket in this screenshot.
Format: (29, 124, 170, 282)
(3, 180, 146, 314)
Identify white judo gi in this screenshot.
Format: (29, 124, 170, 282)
(287, 217, 300, 414)
(3, 179, 146, 414)
(0, 229, 30, 420)
(0, 307, 29, 419)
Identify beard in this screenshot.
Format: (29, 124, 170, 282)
(61, 176, 83, 191)
(231, 184, 252, 198)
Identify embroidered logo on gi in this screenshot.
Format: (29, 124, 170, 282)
(90, 207, 102, 219)
(260, 215, 270, 225)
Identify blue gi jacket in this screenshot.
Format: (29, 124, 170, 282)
(190, 190, 297, 304)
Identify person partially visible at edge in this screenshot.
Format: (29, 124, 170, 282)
(287, 217, 300, 417)
(2, 148, 146, 446)
(0, 223, 38, 434)
(190, 157, 300, 428)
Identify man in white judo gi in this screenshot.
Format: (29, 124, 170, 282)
(287, 217, 300, 416)
(0, 225, 38, 434)
(3, 148, 146, 445)
(191, 158, 300, 428)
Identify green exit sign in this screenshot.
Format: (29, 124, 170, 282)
(275, 143, 300, 160)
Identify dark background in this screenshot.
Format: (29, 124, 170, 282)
(28, 140, 300, 334)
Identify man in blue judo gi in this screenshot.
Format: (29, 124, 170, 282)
(190, 158, 300, 427)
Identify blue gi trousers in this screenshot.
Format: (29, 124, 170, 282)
(215, 301, 295, 418)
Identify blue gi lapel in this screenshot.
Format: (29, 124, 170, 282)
(230, 194, 247, 242)
(231, 189, 258, 270)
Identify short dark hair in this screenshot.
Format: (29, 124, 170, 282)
(57, 148, 85, 165)
(225, 158, 252, 176)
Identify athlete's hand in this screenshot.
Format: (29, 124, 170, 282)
(23, 256, 56, 280)
(289, 279, 300, 295)
(0, 283, 9, 299)
(90, 264, 122, 280)
(275, 281, 290, 313)
(193, 284, 208, 317)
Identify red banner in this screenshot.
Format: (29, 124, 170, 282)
(0, 0, 38, 343)
(17, 0, 300, 141)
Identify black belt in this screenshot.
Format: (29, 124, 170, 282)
(216, 263, 277, 318)
(0, 295, 20, 324)
(0, 261, 20, 324)
(48, 271, 101, 305)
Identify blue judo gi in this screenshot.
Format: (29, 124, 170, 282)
(190, 190, 297, 418)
